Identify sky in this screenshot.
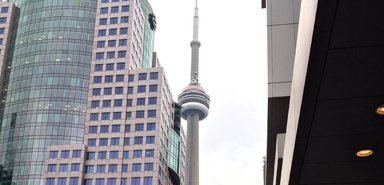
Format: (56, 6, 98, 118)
(147, 0, 268, 184)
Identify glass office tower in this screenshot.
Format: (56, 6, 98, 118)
(0, 1, 97, 184)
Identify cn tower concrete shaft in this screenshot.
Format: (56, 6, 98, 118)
(186, 113, 199, 185)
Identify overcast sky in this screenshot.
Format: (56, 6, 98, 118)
(148, 0, 268, 184)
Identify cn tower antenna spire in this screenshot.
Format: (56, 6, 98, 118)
(190, 0, 201, 84)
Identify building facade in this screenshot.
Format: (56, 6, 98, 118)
(0, 0, 185, 185)
(265, 1, 384, 185)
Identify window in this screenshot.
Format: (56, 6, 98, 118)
(124, 138, 130, 145)
(91, 101, 100, 108)
(106, 63, 114, 71)
(89, 126, 97, 133)
(149, 85, 158, 92)
(99, 138, 108, 146)
(131, 177, 140, 185)
(143, 177, 153, 185)
(90, 113, 98, 121)
(112, 125, 120, 132)
(71, 164, 80, 172)
(58, 178, 67, 185)
(98, 29, 106, 36)
(109, 28, 117, 35)
(46, 178, 55, 185)
(148, 110, 156, 118)
(118, 51, 126, 58)
(111, 6, 119, 13)
(0, 38, 3, 45)
(120, 27, 128, 34)
(47, 164, 56, 172)
(138, 73, 147, 80)
(94, 76, 102, 83)
(101, 0, 109, 3)
(122, 5, 129, 12)
(135, 123, 144, 131)
(104, 88, 112, 95)
(85, 165, 94, 174)
(110, 151, 118, 159)
(1, 7, 9, 13)
(87, 152, 96, 160)
(108, 40, 116, 47)
(112, 0, 119, 2)
(134, 136, 143, 144)
(146, 136, 155, 144)
(116, 75, 124, 82)
(108, 164, 118, 172)
(117, 63, 125, 70)
(0, 28, 5, 34)
(127, 87, 134, 94)
(147, 123, 156, 131)
(137, 98, 145, 106)
(145, 149, 154, 157)
(137, 85, 146, 93)
(87, 139, 96, 146)
(132, 163, 141, 172)
(110, 17, 118, 24)
(99, 18, 107, 25)
(95, 64, 103, 71)
(126, 112, 132, 119)
(0, 17, 6, 24)
(123, 151, 129, 159)
(148, 97, 157, 105)
(136, 111, 144, 118)
(128, 74, 134, 82)
(96, 179, 104, 185)
(115, 87, 123, 94)
(101, 112, 110, 120)
(133, 150, 142, 158)
(100, 7, 108, 14)
(124, 125, 131, 132)
(97, 41, 105, 48)
(96, 165, 106, 173)
(113, 112, 122, 120)
(127, 99, 133, 107)
(98, 151, 107, 159)
(107, 51, 115, 59)
(150, 72, 158, 80)
(121, 179, 127, 185)
(49, 151, 58, 159)
(93, 88, 101, 95)
(107, 178, 117, 185)
(119, 39, 127, 46)
(122, 164, 128, 172)
(69, 177, 79, 185)
(100, 125, 109, 133)
(72, 150, 81, 158)
(84, 179, 93, 185)
(121, 16, 129, 23)
(144, 163, 153, 171)
(111, 138, 119, 145)
(105, 76, 113, 83)
(96, 52, 104, 60)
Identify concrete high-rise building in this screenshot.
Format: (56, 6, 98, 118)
(265, 0, 384, 185)
(177, 1, 210, 185)
(0, 0, 185, 185)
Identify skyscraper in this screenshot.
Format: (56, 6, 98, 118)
(177, 1, 210, 185)
(0, 1, 97, 184)
(0, 0, 185, 185)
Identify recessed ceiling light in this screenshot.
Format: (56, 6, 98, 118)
(376, 105, 384, 115)
(356, 149, 374, 157)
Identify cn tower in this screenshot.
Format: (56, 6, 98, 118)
(177, 1, 210, 185)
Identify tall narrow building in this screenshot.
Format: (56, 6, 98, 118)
(177, 1, 210, 185)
